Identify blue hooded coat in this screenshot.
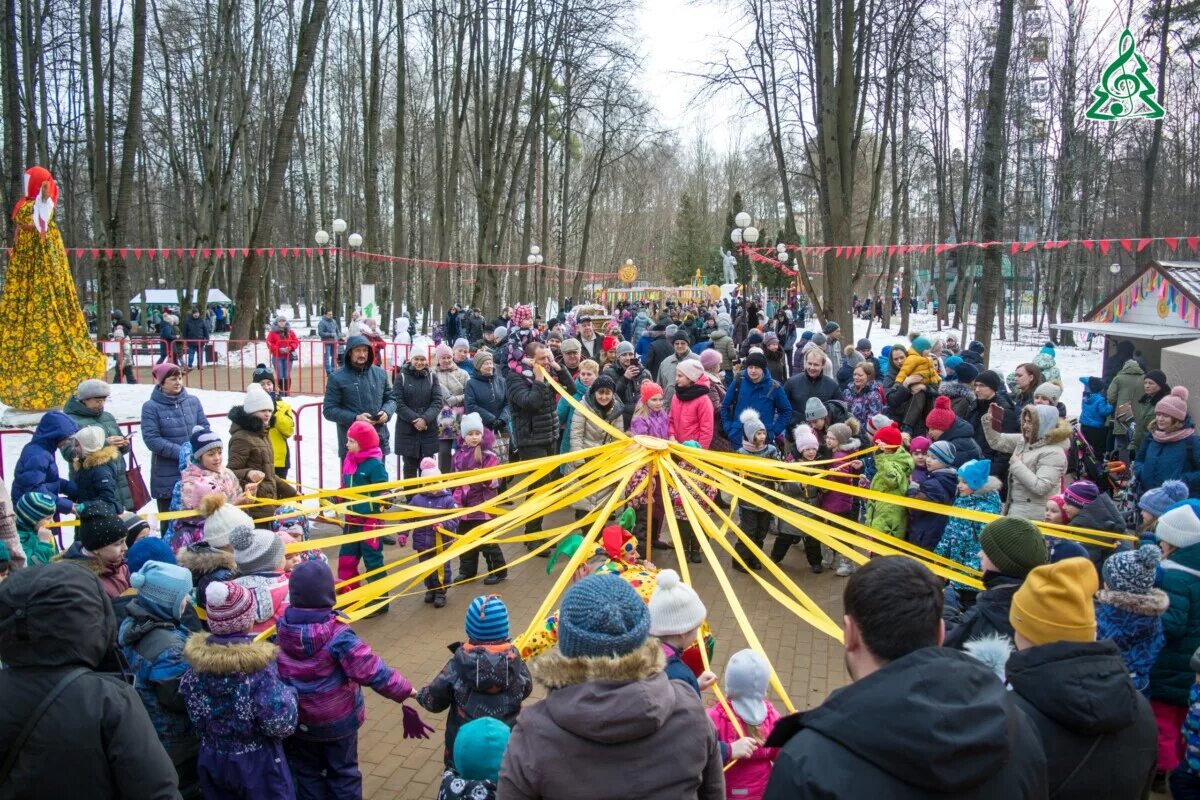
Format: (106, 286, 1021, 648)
(11, 411, 79, 515)
(140, 386, 209, 499)
(721, 371, 793, 443)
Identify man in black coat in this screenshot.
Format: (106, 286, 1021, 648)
(967, 370, 1019, 483)
(602, 341, 646, 428)
(0, 563, 181, 799)
(784, 349, 839, 430)
(324, 336, 397, 460)
(1003, 557, 1156, 799)
(181, 309, 211, 371)
(763, 557, 1048, 799)
(643, 324, 674, 382)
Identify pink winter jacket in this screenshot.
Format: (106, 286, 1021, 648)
(668, 376, 715, 448)
(706, 700, 781, 800)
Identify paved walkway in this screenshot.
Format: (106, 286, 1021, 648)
(317, 511, 850, 798)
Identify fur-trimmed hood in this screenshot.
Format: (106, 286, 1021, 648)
(58, 540, 107, 577)
(531, 638, 664, 689)
(177, 544, 237, 575)
(1033, 416, 1072, 447)
(1096, 588, 1169, 617)
(183, 632, 277, 674)
(975, 475, 1003, 495)
(80, 445, 121, 469)
(228, 405, 267, 434)
(939, 380, 976, 401)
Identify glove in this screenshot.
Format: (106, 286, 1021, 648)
(397, 534, 408, 547)
(402, 704, 435, 739)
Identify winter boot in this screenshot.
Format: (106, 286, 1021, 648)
(433, 591, 447, 609)
(835, 554, 854, 577)
(424, 590, 437, 604)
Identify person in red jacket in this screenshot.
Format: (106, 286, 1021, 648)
(668, 360, 715, 448)
(267, 317, 300, 396)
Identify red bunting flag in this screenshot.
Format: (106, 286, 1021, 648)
(1120, 239, 1133, 253)
(1189, 237, 1200, 252)
(1137, 238, 1152, 252)
(1023, 242, 1036, 252)
(1010, 243, 1020, 254)
(1166, 237, 1179, 252)
(1081, 240, 1094, 251)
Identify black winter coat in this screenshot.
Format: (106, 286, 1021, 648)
(644, 336, 674, 382)
(1007, 640, 1156, 800)
(74, 446, 126, 517)
(393, 364, 444, 459)
(1070, 493, 1128, 575)
(602, 362, 648, 427)
(783, 372, 840, 430)
(944, 572, 1024, 650)
(323, 335, 397, 458)
(181, 316, 210, 341)
(506, 371, 560, 450)
(940, 416, 983, 467)
(0, 563, 181, 800)
(969, 392, 1018, 480)
(464, 373, 510, 432)
(763, 647, 1047, 799)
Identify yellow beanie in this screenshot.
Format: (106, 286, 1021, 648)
(1009, 557, 1099, 647)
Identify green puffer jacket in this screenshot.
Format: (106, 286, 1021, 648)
(1106, 360, 1144, 430)
(1150, 541, 1200, 707)
(60, 395, 134, 512)
(865, 447, 914, 539)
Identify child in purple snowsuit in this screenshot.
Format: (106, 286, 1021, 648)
(180, 580, 298, 800)
(276, 561, 429, 799)
(412, 456, 460, 608)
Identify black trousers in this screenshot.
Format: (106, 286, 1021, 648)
(517, 444, 553, 537)
(736, 506, 772, 567)
(456, 518, 506, 577)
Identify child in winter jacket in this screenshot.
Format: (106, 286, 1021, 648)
(648, 569, 716, 696)
(171, 428, 247, 552)
(1079, 376, 1115, 456)
(276, 561, 429, 797)
(11, 410, 78, 516)
(864, 423, 914, 540)
(230, 527, 290, 633)
(181, 581, 298, 800)
(907, 440, 958, 552)
(771, 425, 825, 570)
(908, 435, 932, 487)
(119, 561, 199, 793)
(935, 459, 1003, 591)
(60, 512, 131, 598)
(418, 594, 532, 768)
(14, 491, 57, 566)
(629, 381, 669, 438)
(71, 426, 124, 517)
(452, 413, 506, 584)
(821, 422, 864, 577)
(708, 649, 780, 800)
(338, 420, 391, 596)
(735, 410, 781, 571)
(891, 335, 940, 387)
(437, 717, 512, 800)
(557, 359, 599, 454)
(1096, 544, 1169, 697)
(412, 457, 461, 609)
(1138, 480, 1189, 545)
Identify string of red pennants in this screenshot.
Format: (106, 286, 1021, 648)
(749, 235, 1200, 261)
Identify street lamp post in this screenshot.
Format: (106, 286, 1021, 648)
(331, 218, 348, 322)
(730, 213, 760, 294)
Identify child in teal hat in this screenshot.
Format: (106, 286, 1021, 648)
(437, 717, 512, 799)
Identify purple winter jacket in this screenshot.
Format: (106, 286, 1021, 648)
(275, 607, 413, 741)
(451, 429, 501, 522)
(630, 410, 669, 439)
(411, 488, 460, 551)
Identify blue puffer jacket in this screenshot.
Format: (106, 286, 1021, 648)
(721, 372, 793, 442)
(1134, 430, 1200, 494)
(1079, 387, 1114, 429)
(323, 335, 397, 458)
(118, 599, 197, 764)
(908, 468, 958, 551)
(1095, 588, 1168, 697)
(141, 386, 209, 498)
(11, 411, 78, 515)
(464, 372, 509, 431)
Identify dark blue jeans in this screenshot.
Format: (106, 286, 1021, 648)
(285, 734, 362, 800)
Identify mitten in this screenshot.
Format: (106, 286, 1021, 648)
(402, 704, 435, 739)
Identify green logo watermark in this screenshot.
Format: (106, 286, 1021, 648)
(1086, 28, 1164, 121)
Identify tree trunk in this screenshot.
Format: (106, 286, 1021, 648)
(1, 0, 20, 243)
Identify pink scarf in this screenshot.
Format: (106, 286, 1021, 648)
(1153, 425, 1196, 444)
(342, 447, 384, 482)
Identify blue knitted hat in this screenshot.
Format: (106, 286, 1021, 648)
(131, 561, 193, 620)
(945, 355, 964, 371)
(14, 492, 56, 532)
(557, 573, 650, 658)
(927, 440, 957, 468)
(1102, 543, 1161, 595)
(465, 594, 510, 643)
(911, 335, 932, 354)
(453, 717, 511, 783)
(1139, 479, 1189, 519)
(127, 536, 176, 574)
(958, 459, 992, 492)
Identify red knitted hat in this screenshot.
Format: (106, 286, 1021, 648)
(873, 422, 903, 448)
(640, 381, 664, 406)
(347, 420, 380, 450)
(925, 395, 956, 432)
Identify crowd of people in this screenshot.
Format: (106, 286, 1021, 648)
(1, 294, 1200, 799)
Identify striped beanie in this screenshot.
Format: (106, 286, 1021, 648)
(465, 594, 510, 643)
(15, 492, 57, 532)
(205, 581, 256, 635)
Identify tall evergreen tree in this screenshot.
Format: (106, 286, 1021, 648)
(668, 192, 717, 285)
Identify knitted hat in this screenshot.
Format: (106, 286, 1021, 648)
(492, 326, 509, 340)
(676, 360, 704, 383)
(434, 342, 453, 359)
(420, 456, 441, 478)
(746, 330, 763, 345)
(75, 379, 110, 401)
(974, 370, 1003, 392)
(1063, 480, 1100, 509)
(199, 494, 254, 549)
(648, 569, 707, 636)
(856, 338, 873, 351)
(460, 412, 485, 437)
(78, 513, 128, 552)
(800, 331, 813, 343)
(945, 355, 964, 371)
(465, 594, 510, 643)
(1047, 494, 1066, 514)
(927, 440, 956, 467)
(639, 382, 664, 406)
(560, 338, 582, 354)
(74, 426, 105, 455)
(909, 436, 932, 454)
(453, 717, 512, 783)
(1145, 370, 1170, 392)
(242, 384, 274, 415)
(763, 332, 779, 347)
(557, 573, 650, 658)
(700, 349, 722, 371)
(725, 649, 771, 726)
(1010, 558, 1098, 646)
(454, 338, 471, 351)
(189, 427, 223, 462)
(121, 512, 151, 549)
(745, 352, 768, 370)
(823, 321, 840, 334)
(827, 423, 854, 447)
(954, 362, 979, 384)
(511, 304, 534, 326)
(793, 424, 819, 452)
(1156, 501, 1200, 549)
(957, 459, 992, 491)
(1156, 387, 1191, 422)
(740, 409, 766, 443)
(1040, 342, 1056, 356)
(230, 527, 285, 574)
(131, 561, 193, 619)
(347, 419, 380, 450)
(152, 363, 181, 384)
(126, 536, 174, 574)
(205, 581, 256, 636)
(810, 332, 827, 347)
(980, 517, 1048, 577)
(591, 375, 617, 395)
(925, 396, 956, 432)
(251, 364, 275, 384)
(1034, 382, 1062, 403)
(14, 491, 56, 531)
(1103, 543, 1162, 595)
(473, 349, 494, 371)
(805, 398, 828, 422)
(911, 335, 931, 354)
(1139, 479, 1189, 518)
(671, 329, 691, 344)
(866, 414, 892, 437)
(289, 560, 336, 609)
(872, 422, 902, 448)
(968, 340, 985, 355)
(615, 340, 635, 356)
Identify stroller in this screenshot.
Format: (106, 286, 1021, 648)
(1068, 423, 1136, 524)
